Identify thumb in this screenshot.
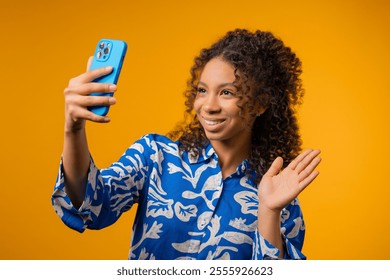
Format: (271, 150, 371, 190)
(265, 157, 283, 177)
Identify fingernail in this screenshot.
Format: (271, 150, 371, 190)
(109, 97, 116, 104)
(105, 66, 113, 71)
(109, 84, 117, 91)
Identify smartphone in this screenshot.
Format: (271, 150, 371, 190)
(88, 38, 127, 116)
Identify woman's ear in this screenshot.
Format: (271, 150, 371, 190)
(254, 103, 267, 117)
(254, 93, 269, 117)
(256, 106, 266, 116)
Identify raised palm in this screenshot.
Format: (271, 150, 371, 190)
(258, 149, 321, 212)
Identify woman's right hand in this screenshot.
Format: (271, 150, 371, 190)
(64, 57, 117, 133)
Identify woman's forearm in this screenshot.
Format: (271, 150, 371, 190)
(62, 123, 90, 209)
(258, 205, 284, 259)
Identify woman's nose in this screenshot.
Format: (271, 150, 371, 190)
(203, 94, 221, 113)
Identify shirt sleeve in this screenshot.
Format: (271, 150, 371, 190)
(51, 136, 151, 233)
(251, 198, 306, 260)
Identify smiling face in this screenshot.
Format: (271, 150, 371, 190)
(194, 57, 258, 148)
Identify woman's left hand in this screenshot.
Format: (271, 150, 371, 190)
(258, 149, 321, 212)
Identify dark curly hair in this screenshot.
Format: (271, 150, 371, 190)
(168, 28, 304, 183)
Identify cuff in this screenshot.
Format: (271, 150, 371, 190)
(51, 157, 103, 233)
(251, 229, 306, 260)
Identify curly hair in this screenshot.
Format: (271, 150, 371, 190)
(168, 29, 304, 183)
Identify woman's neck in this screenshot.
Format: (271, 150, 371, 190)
(210, 137, 251, 179)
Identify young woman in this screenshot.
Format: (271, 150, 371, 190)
(52, 29, 321, 260)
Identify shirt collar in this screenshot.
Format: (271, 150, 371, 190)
(187, 142, 216, 164)
(185, 142, 254, 182)
(187, 143, 249, 173)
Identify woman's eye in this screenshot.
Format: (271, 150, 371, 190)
(197, 87, 206, 94)
(221, 90, 234, 96)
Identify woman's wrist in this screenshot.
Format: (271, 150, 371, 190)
(258, 204, 281, 218)
(64, 119, 86, 134)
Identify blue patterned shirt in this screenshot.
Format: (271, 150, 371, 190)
(52, 134, 306, 260)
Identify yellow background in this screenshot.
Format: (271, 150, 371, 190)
(0, 0, 389, 259)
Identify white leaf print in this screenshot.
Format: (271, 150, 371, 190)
(167, 156, 218, 189)
(138, 248, 156, 260)
(197, 211, 213, 230)
(222, 231, 252, 245)
(259, 232, 279, 258)
(289, 242, 301, 259)
(158, 141, 194, 175)
(150, 149, 164, 174)
(130, 221, 163, 258)
(167, 163, 186, 176)
(182, 173, 222, 210)
(159, 141, 180, 156)
(131, 154, 144, 170)
(174, 214, 221, 256)
(234, 191, 258, 216)
(129, 142, 145, 154)
(111, 197, 133, 217)
(82, 195, 102, 218)
(291, 198, 300, 206)
(284, 217, 304, 239)
(239, 176, 256, 189)
(87, 163, 99, 192)
(144, 221, 163, 239)
(182, 190, 197, 199)
(188, 231, 205, 237)
(146, 188, 174, 218)
(206, 248, 235, 260)
(206, 215, 221, 238)
(214, 252, 231, 260)
(119, 154, 148, 189)
(190, 158, 218, 188)
(52, 202, 64, 219)
(174, 202, 198, 222)
(172, 239, 201, 253)
(150, 168, 167, 196)
(52, 191, 70, 219)
(228, 218, 257, 232)
(199, 215, 223, 252)
(281, 209, 290, 223)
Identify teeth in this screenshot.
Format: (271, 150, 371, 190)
(205, 119, 222, 125)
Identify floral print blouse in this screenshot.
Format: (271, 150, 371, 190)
(52, 134, 306, 260)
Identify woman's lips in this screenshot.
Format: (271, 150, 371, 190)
(201, 116, 226, 130)
(204, 119, 224, 125)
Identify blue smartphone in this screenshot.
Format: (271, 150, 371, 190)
(88, 39, 127, 116)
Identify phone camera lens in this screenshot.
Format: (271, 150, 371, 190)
(97, 51, 102, 59)
(99, 42, 105, 49)
(103, 47, 109, 55)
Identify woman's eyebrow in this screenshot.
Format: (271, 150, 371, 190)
(198, 81, 236, 88)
